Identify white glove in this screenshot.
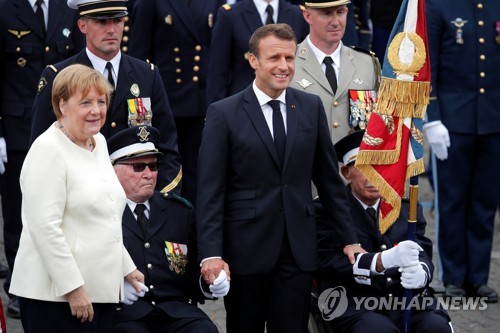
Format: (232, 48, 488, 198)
(209, 269, 230, 298)
(122, 279, 149, 305)
(423, 121, 450, 161)
(399, 264, 427, 289)
(0, 137, 7, 174)
(380, 240, 423, 269)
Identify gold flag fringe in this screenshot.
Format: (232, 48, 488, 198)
(355, 120, 404, 165)
(375, 78, 430, 118)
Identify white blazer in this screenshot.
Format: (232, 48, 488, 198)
(10, 124, 136, 303)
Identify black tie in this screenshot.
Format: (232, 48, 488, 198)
(366, 207, 378, 229)
(265, 4, 274, 25)
(323, 56, 338, 94)
(134, 204, 148, 235)
(36, 0, 45, 33)
(268, 100, 286, 166)
(105, 62, 115, 88)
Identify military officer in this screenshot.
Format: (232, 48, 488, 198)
(30, 0, 183, 194)
(127, 0, 225, 204)
(206, 0, 309, 106)
(0, 0, 85, 318)
(424, 0, 500, 302)
(291, 0, 379, 145)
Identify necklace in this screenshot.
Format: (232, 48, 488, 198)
(56, 121, 94, 151)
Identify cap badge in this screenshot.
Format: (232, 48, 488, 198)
(137, 126, 151, 142)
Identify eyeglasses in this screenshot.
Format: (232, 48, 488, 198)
(115, 162, 159, 172)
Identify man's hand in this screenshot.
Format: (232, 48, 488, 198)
(423, 121, 450, 161)
(209, 269, 230, 298)
(201, 258, 230, 285)
(343, 243, 367, 264)
(400, 264, 427, 289)
(0, 137, 7, 174)
(66, 286, 93, 323)
(125, 269, 145, 292)
(380, 240, 423, 269)
(122, 279, 148, 305)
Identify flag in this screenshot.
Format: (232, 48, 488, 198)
(355, 0, 430, 234)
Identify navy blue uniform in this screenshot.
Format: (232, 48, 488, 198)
(30, 50, 182, 193)
(127, 0, 224, 203)
(114, 192, 217, 333)
(344, 0, 371, 49)
(0, 0, 84, 292)
(426, 0, 500, 287)
(206, 0, 309, 105)
(316, 194, 451, 332)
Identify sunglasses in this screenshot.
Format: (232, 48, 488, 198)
(115, 162, 159, 172)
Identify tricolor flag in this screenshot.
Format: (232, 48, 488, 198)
(355, 0, 430, 234)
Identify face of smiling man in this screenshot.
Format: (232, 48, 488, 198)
(249, 34, 297, 99)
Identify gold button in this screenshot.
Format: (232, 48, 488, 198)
(332, 122, 339, 128)
(147, 263, 153, 269)
(478, 20, 484, 26)
(124, 26, 130, 32)
(480, 72, 486, 78)
(381, 244, 387, 250)
(176, 78, 182, 84)
(176, 68, 181, 73)
(194, 55, 200, 62)
(193, 65, 200, 72)
(45, 46, 50, 52)
(195, 45, 202, 51)
(149, 285, 154, 290)
(111, 122, 117, 128)
(477, 3, 483, 9)
(124, 16, 129, 22)
(333, 101, 339, 107)
(122, 36, 129, 43)
(144, 242, 150, 249)
(480, 54, 486, 61)
(122, 46, 128, 53)
(479, 37, 485, 43)
(479, 88, 485, 94)
(16, 47, 21, 52)
(193, 76, 199, 82)
(175, 57, 181, 63)
(174, 47, 180, 52)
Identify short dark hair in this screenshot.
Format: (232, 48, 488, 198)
(249, 23, 297, 58)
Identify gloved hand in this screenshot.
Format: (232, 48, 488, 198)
(122, 279, 149, 305)
(423, 121, 450, 161)
(0, 137, 7, 174)
(209, 269, 230, 298)
(380, 240, 423, 269)
(399, 263, 427, 289)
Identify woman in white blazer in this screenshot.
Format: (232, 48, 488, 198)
(10, 64, 145, 333)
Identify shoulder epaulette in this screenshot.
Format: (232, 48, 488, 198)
(349, 46, 382, 91)
(161, 192, 193, 208)
(150, 63, 155, 71)
(47, 64, 58, 73)
(222, 4, 231, 11)
(299, 5, 305, 11)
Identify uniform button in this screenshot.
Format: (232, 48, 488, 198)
(332, 122, 339, 128)
(149, 285, 154, 290)
(176, 68, 181, 73)
(380, 244, 387, 250)
(480, 54, 486, 61)
(480, 72, 486, 78)
(174, 47, 180, 53)
(122, 46, 128, 53)
(333, 101, 339, 107)
(151, 301, 156, 305)
(477, 3, 483, 9)
(16, 47, 21, 52)
(144, 242, 151, 248)
(111, 122, 117, 128)
(45, 46, 50, 52)
(147, 263, 153, 269)
(387, 277, 392, 283)
(195, 45, 202, 51)
(389, 293, 393, 297)
(124, 26, 130, 32)
(478, 20, 484, 26)
(479, 37, 485, 43)
(192, 76, 199, 82)
(194, 55, 200, 62)
(66, 45, 70, 50)
(176, 78, 182, 84)
(175, 57, 181, 63)
(193, 65, 200, 72)
(479, 88, 485, 94)
(124, 16, 129, 22)
(122, 36, 129, 43)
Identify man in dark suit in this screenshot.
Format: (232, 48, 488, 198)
(30, 0, 182, 193)
(315, 130, 452, 332)
(127, 0, 225, 204)
(206, 0, 309, 106)
(197, 24, 363, 333)
(108, 126, 227, 333)
(0, 0, 85, 318)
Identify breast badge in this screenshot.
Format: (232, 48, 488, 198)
(451, 18, 468, 44)
(164, 241, 188, 274)
(127, 97, 153, 127)
(296, 78, 313, 89)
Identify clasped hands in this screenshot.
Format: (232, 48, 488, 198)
(381, 240, 427, 289)
(201, 258, 231, 298)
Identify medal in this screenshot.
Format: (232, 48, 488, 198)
(451, 18, 467, 44)
(495, 22, 500, 45)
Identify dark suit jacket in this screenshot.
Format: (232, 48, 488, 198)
(127, 0, 224, 118)
(30, 50, 182, 190)
(316, 191, 439, 318)
(115, 192, 210, 322)
(0, 0, 84, 151)
(196, 85, 357, 275)
(206, 0, 309, 105)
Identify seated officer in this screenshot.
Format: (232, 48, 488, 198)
(107, 126, 229, 333)
(315, 130, 452, 333)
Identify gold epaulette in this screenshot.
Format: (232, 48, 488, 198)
(222, 4, 231, 11)
(150, 63, 155, 70)
(160, 167, 183, 194)
(299, 5, 305, 11)
(47, 65, 58, 73)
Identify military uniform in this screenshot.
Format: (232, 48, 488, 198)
(30, 50, 182, 192)
(0, 0, 84, 298)
(344, 0, 371, 49)
(291, 40, 378, 144)
(113, 192, 217, 333)
(127, 0, 224, 203)
(206, 0, 309, 105)
(426, 0, 500, 289)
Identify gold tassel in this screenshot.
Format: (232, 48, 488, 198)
(375, 78, 430, 119)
